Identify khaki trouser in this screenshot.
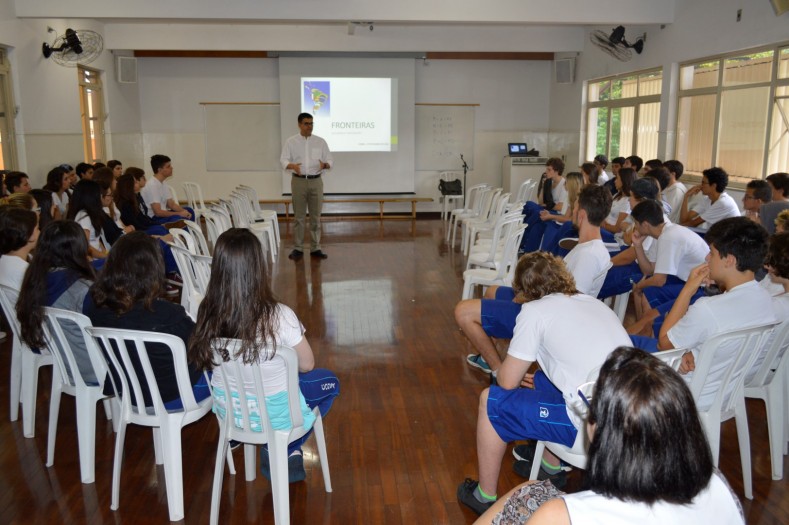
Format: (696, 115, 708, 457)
(291, 175, 323, 252)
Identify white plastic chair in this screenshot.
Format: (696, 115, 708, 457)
(459, 187, 502, 253)
(209, 340, 332, 525)
(183, 219, 210, 256)
(204, 208, 231, 252)
(514, 180, 536, 204)
(463, 191, 510, 257)
(465, 211, 523, 272)
(182, 182, 210, 225)
(43, 308, 117, 483)
(168, 243, 212, 320)
(462, 222, 526, 300)
(744, 319, 789, 480)
(237, 185, 281, 246)
(439, 171, 464, 221)
(85, 327, 213, 521)
(0, 284, 53, 438)
(528, 380, 595, 480)
(655, 322, 780, 499)
(447, 184, 490, 243)
(229, 192, 277, 261)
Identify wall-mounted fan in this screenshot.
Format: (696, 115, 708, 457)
(42, 28, 104, 67)
(589, 26, 645, 62)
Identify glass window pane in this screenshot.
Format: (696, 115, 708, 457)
(620, 76, 638, 99)
(680, 61, 719, 90)
(637, 102, 660, 160)
(587, 107, 608, 159)
(588, 82, 601, 103)
(767, 86, 789, 175)
(718, 86, 770, 180)
(611, 106, 634, 158)
(597, 80, 612, 101)
(639, 71, 662, 96)
(779, 47, 789, 79)
(676, 95, 716, 174)
(723, 51, 774, 87)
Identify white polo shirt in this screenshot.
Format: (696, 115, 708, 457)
(653, 223, 710, 281)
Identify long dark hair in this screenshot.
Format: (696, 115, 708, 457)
(114, 173, 139, 216)
(67, 179, 110, 235)
(614, 167, 637, 200)
(90, 232, 165, 314)
(190, 229, 279, 368)
(29, 189, 55, 230)
(44, 166, 68, 193)
(16, 221, 94, 348)
(587, 347, 713, 504)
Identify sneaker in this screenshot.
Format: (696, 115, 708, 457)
(513, 443, 573, 472)
(456, 478, 494, 516)
(466, 354, 492, 374)
(165, 284, 180, 296)
(229, 440, 242, 451)
(260, 449, 306, 483)
(512, 460, 567, 490)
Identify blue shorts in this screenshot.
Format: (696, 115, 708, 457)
(480, 286, 519, 339)
(643, 275, 687, 308)
(629, 335, 660, 353)
(487, 371, 578, 447)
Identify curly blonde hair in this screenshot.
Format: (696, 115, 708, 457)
(511, 252, 579, 303)
(775, 209, 789, 233)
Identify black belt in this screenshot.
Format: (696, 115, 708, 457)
(292, 173, 321, 179)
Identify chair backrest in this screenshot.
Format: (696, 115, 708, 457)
(203, 210, 229, 251)
(475, 187, 501, 221)
(587, 261, 613, 299)
(210, 340, 304, 443)
(84, 326, 202, 420)
(0, 284, 22, 341)
(227, 194, 251, 228)
(183, 220, 210, 256)
(182, 182, 207, 210)
(479, 212, 523, 270)
(237, 185, 263, 214)
(169, 243, 212, 312)
(501, 223, 528, 283)
(43, 308, 107, 389)
(169, 228, 197, 253)
(440, 171, 462, 182)
(464, 185, 490, 214)
(660, 323, 779, 415)
(745, 318, 789, 387)
(213, 202, 236, 229)
(515, 180, 535, 203)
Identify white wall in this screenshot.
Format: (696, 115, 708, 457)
(548, 0, 789, 165)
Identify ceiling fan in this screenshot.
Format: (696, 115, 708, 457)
(42, 28, 104, 67)
(589, 26, 645, 62)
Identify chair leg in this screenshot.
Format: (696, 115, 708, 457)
(244, 444, 256, 482)
(312, 414, 332, 492)
(153, 427, 163, 465)
(269, 434, 291, 525)
(111, 420, 128, 511)
(75, 393, 100, 484)
(764, 381, 785, 480)
(529, 441, 546, 480)
(159, 419, 186, 521)
(22, 351, 42, 438)
(734, 396, 753, 499)
(9, 340, 21, 422)
(209, 427, 229, 525)
(109, 398, 120, 433)
(102, 398, 113, 421)
(46, 377, 64, 467)
(461, 279, 474, 301)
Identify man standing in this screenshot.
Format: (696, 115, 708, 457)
(281, 112, 333, 260)
(140, 154, 194, 224)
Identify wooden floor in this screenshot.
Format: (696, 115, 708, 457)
(0, 218, 787, 524)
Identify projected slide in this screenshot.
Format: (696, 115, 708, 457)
(301, 77, 394, 152)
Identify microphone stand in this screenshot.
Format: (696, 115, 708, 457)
(460, 154, 469, 205)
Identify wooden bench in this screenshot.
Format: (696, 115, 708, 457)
(259, 197, 433, 220)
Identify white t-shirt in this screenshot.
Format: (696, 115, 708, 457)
(52, 191, 69, 216)
(759, 273, 786, 296)
(562, 471, 744, 525)
(695, 193, 741, 230)
(74, 210, 108, 252)
(551, 177, 567, 209)
(140, 177, 172, 218)
(605, 197, 630, 227)
(597, 170, 610, 186)
(509, 293, 631, 427)
(653, 223, 710, 281)
(0, 255, 29, 303)
(565, 239, 611, 297)
(746, 293, 789, 384)
(667, 280, 776, 410)
(664, 182, 687, 223)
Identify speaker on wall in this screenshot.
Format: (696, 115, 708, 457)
(770, 0, 789, 15)
(116, 56, 137, 84)
(555, 58, 575, 84)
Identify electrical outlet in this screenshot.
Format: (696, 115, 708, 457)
(736, 9, 742, 21)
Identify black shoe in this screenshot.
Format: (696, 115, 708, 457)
(512, 460, 568, 490)
(457, 478, 494, 516)
(260, 450, 307, 483)
(512, 442, 536, 462)
(310, 250, 328, 259)
(288, 250, 304, 260)
(229, 440, 241, 451)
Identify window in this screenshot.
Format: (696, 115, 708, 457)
(0, 48, 18, 170)
(78, 66, 106, 163)
(586, 68, 662, 162)
(677, 43, 789, 183)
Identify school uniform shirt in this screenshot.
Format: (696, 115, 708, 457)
(664, 182, 687, 223)
(693, 193, 741, 230)
(140, 177, 172, 218)
(564, 239, 611, 297)
(653, 223, 710, 281)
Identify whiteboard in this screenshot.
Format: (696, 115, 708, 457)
(203, 104, 281, 171)
(415, 104, 474, 171)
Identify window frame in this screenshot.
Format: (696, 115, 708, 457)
(77, 65, 107, 163)
(0, 48, 19, 171)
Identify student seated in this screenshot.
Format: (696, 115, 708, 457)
(16, 221, 98, 382)
(759, 172, 789, 234)
(4, 171, 31, 194)
(43, 166, 71, 219)
(535, 172, 584, 253)
(457, 252, 630, 515)
(140, 154, 194, 224)
(600, 167, 636, 241)
(84, 232, 208, 409)
(742, 180, 773, 225)
(663, 159, 688, 223)
(520, 158, 566, 253)
(623, 155, 643, 175)
(593, 154, 610, 185)
(190, 229, 339, 483)
(679, 167, 740, 230)
(67, 179, 124, 260)
(474, 347, 745, 525)
(628, 199, 709, 324)
(456, 185, 613, 376)
(0, 206, 39, 300)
